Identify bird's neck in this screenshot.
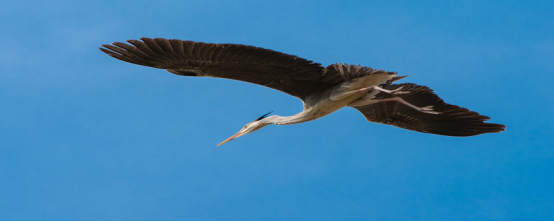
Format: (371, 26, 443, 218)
(263, 110, 318, 126)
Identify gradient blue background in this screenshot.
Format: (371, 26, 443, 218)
(1, 0, 553, 220)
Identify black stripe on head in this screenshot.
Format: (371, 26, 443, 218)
(256, 111, 273, 121)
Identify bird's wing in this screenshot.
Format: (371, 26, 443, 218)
(100, 38, 328, 99)
(320, 63, 401, 85)
(350, 83, 506, 136)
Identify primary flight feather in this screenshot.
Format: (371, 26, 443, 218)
(100, 38, 505, 145)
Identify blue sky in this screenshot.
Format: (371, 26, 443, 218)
(1, 0, 553, 220)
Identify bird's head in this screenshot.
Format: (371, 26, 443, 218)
(217, 111, 274, 146)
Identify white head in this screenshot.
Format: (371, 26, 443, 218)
(217, 111, 274, 146)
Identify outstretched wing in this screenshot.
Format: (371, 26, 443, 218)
(319, 63, 403, 85)
(100, 38, 328, 99)
(351, 83, 506, 136)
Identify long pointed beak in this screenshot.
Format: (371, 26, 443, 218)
(217, 131, 242, 146)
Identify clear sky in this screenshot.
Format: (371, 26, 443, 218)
(1, 0, 553, 220)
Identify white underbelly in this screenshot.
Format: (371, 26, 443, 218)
(309, 93, 364, 118)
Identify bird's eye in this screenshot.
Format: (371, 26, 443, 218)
(243, 125, 247, 129)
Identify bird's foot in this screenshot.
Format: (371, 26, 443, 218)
(418, 105, 441, 115)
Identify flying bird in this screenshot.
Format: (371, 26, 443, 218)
(100, 38, 505, 146)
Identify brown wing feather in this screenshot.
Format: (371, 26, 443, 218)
(320, 63, 400, 85)
(100, 38, 328, 99)
(351, 83, 506, 136)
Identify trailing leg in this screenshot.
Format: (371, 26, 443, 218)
(377, 97, 441, 114)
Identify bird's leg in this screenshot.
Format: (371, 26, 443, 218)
(348, 97, 379, 106)
(377, 97, 441, 114)
(349, 94, 441, 114)
(354, 85, 409, 94)
(372, 85, 409, 94)
(330, 88, 367, 101)
(331, 84, 401, 101)
(332, 85, 408, 101)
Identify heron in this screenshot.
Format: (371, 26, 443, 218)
(100, 38, 505, 146)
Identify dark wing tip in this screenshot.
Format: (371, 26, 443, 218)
(427, 121, 506, 137)
(420, 105, 506, 137)
(100, 38, 176, 69)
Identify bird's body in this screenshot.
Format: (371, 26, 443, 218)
(100, 38, 505, 145)
(256, 77, 387, 125)
(280, 73, 400, 124)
